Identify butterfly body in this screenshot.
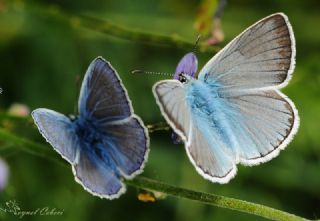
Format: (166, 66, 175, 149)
(74, 118, 101, 144)
(72, 118, 116, 172)
(153, 13, 299, 183)
(185, 77, 241, 158)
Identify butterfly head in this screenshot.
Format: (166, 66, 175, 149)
(178, 72, 193, 84)
(69, 114, 78, 121)
(174, 52, 198, 83)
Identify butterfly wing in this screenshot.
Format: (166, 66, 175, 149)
(99, 117, 149, 178)
(153, 80, 192, 141)
(72, 117, 148, 199)
(198, 13, 295, 91)
(77, 57, 149, 179)
(187, 120, 237, 183)
(32, 107, 125, 199)
(219, 89, 298, 165)
(78, 57, 132, 123)
(153, 80, 236, 183)
(32, 108, 79, 164)
(72, 147, 125, 199)
(197, 13, 299, 165)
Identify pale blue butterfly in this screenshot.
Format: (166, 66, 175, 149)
(153, 13, 299, 183)
(32, 57, 149, 199)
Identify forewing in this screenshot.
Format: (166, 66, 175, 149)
(220, 89, 299, 165)
(152, 80, 192, 141)
(198, 13, 295, 90)
(78, 57, 132, 123)
(32, 108, 79, 164)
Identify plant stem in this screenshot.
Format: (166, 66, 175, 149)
(0, 114, 312, 221)
(0, 128, 67, 167)
(13, 1, 220, 53)
(126, 177, 309, 221)
(146, 122, 170, 133)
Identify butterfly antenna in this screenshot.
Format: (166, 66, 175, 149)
(131, 70, 173, 77)
(73, 74, 81, 115)
(193, 34, 201, 54)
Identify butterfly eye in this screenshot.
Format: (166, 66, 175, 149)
(178, 73, 187, 83)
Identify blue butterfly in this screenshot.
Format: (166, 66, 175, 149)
(32, 57, 149, 199)
(153, 13, 299, 183)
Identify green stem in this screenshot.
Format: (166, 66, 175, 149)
(126, 177, 309, 221)
(0, 114, 312, 221)
(0, 128, 67, 167)
(0, 112, 30, 124)
(146, 122, 170, 133)
(13, 1, 220, 53)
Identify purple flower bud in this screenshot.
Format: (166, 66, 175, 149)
(173, 52, 198, 80)
(171, 52, 198, 144)
(0, 158, 8, 191)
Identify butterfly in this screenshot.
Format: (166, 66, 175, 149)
(32, 57, 149, 199)
(153, 13, 299, 183)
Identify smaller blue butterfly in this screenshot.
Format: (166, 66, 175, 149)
(32, 57, 149, 199)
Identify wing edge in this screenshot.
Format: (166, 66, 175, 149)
(31, 108, 78, 165)
(71, 164, 127, 200)
(185, 121, 237, 184)
(239, 90, 300, 166)
(152, 80, 188, 142)
(118, 114, 151, 180)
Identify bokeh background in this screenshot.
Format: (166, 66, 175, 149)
(0, 0, 320, 220)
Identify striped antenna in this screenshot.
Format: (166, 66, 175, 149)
(131, 70, 173, 77)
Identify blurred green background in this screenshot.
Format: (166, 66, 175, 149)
(0, 0, 320, 220)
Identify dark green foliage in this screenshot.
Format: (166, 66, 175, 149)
(0, 0, 319, 221)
